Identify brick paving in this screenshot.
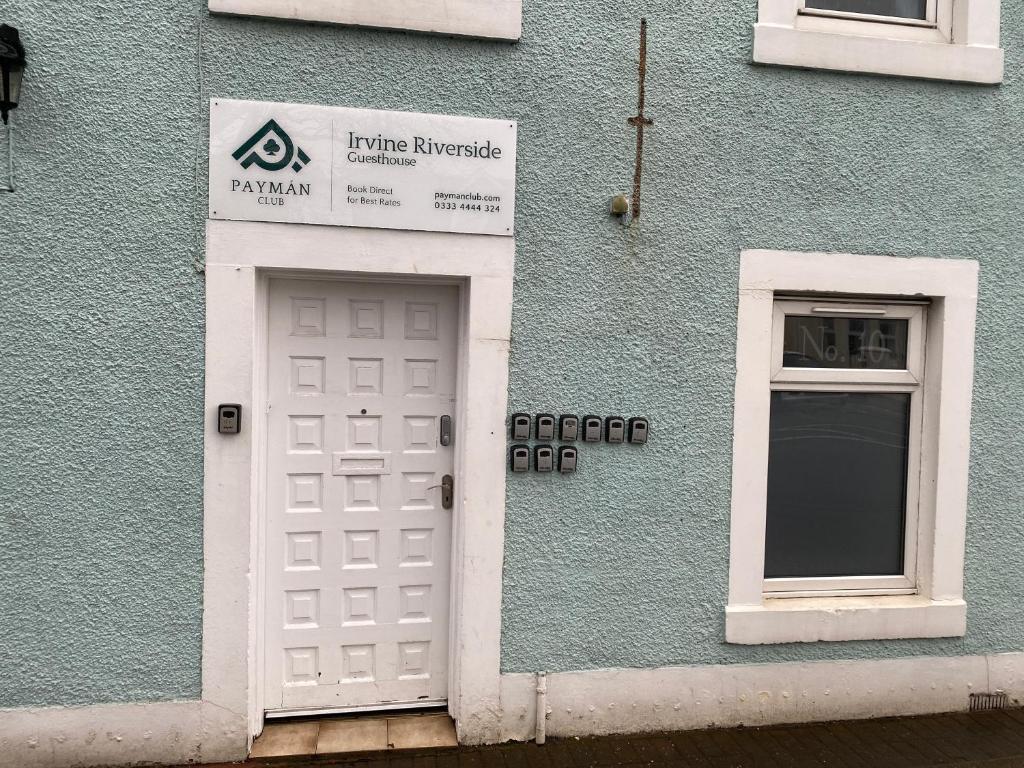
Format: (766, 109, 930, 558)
(194, 709, 1024, 768)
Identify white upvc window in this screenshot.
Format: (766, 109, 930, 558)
(753, 0, 1003, 83)
(208, 0, 522, 41)
(726, 250, 978, 645)
(764, 299, 926, 597)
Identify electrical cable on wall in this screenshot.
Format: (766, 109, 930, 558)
(1, 117, 14, 193)
(192, 0, 207, 273)
(0, 23, 26, 193)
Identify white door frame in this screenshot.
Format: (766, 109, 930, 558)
(201, 220, 514, 748)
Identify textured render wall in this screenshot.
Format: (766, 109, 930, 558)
(0, 2, 206, 707)
(498, 3, 1024, 668)
(1, 0, 1022, 710)
(497, 2, 1024, 671)
(199, 1, 1023, 673)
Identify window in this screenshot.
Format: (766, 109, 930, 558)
(208, 0, 522, 41)
(726, 250, 978, 644)
(765, 300, 925, 596)
(804, 0, 928, 20)
(753, 0, 1003, 83)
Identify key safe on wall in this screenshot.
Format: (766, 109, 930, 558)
(506, 412, 649, 474)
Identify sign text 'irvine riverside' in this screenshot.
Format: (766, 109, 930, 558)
(208, 99, 518, 236)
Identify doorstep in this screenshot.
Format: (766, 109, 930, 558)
(249, 712, 458, 759)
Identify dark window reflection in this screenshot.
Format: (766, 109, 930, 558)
(765, 392, 910, 579)
(804, 0, 927, 19)
(783, 315, 908, 370)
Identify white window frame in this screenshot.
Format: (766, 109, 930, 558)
(765, 299, 925, 597)
(726, 249, 978, 645)
(208, 0, 522, 42)
(753, 0, 1003, 83)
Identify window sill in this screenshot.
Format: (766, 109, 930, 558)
(725, 595, 967, 644)
(753, 23, 1003, 84)
(208, 0, 523, 41)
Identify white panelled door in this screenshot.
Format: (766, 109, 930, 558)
(264, 278, 457, 713)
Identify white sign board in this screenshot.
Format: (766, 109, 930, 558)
(209, 99, 517, 236)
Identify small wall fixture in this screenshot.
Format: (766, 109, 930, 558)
(610, 194, 631, 222)
(0, 25, 26, 125)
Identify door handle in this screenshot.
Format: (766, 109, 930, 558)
(441, 474, 454, 510)
(440, 415, 452, 447)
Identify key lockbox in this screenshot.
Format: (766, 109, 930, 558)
(582, 415, 602, 442)
(605, 416, 626, 443)
(628, 417, 650, 444)
(560, 414, 579, 442)
(535, 445, 554, 473)
(511, 413, 531, 440)
(511, 444, 530, 472)
(218, 404, 241, 434)
(558, 446, 578, 474)
(536, 414, 556, 441)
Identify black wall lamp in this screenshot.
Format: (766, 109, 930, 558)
(0, 24, 26, 125)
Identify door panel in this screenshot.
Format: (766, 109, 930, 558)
(264, 278, 457, 712)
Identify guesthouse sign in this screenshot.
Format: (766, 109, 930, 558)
(209, 98, 517, 236)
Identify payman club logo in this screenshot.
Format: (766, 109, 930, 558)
(232, 119, 310, 173)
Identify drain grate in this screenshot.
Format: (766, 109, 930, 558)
(969, 692, 1008, 711)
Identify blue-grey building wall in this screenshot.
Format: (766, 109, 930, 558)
(0, 0, 1021, 708)
(0, 2, 206, 707)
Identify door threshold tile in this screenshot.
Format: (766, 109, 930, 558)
(387, 713, 458, 749)
(317, 717, 389, 754)
(250, 721, 319, 758)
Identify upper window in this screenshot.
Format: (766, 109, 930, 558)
(208, 0, 522, 41)
(753, 0, 1003, 83)
(804, 0, 928, 20)
(726, 250, 979, 645)
(804, 0, 928, 21)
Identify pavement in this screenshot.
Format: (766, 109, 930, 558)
(184, 708, 1024, 767)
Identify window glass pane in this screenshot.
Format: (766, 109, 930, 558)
(764, 392, 910, 579)
(783, 315, 908, 369)
(804, 0, 927, 19)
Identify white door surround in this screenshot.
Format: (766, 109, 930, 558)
(202, 220, 514, 747)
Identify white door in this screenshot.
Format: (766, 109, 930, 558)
(264, 278, 458, 713)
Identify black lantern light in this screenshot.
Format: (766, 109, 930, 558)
(0, 25, 26, 125)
